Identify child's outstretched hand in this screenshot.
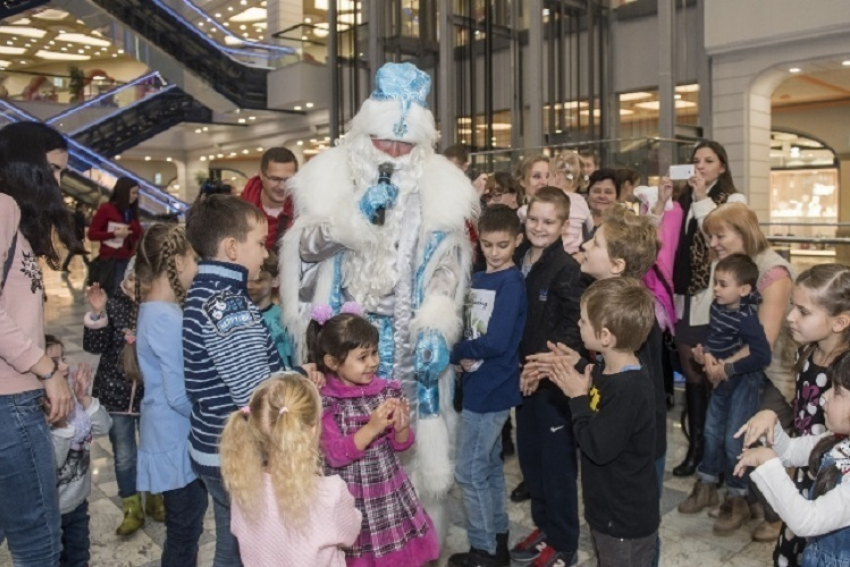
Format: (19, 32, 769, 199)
(520, 364, 541, 396)
(548, 358, 593, 398)
(301, 363, 326, 389)
(73, 363, 93, 409)
(733, 447, 777, 477)
(734, 409, 778, 449)
(86, 283, 107, 314)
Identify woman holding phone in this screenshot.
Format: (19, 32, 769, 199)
(670, 141, 747, 477)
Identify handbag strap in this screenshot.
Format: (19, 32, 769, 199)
(1, 231, 17, 293)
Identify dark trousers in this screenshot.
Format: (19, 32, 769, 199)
(516, 386, 580, 553)
(592, 529, 657, 567)
(162, 478, 209, 567)
(60, 500, 90, 567)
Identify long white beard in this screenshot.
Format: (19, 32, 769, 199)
(340, 135, 428, 310)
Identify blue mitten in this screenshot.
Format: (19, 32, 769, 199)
(358, 180, 398, 224)
(414, 329, 449, 417)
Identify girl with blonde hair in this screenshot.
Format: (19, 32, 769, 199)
(549, 150, 593, 254)
(220, 373, 361, 566)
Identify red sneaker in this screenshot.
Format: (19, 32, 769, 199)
(510, 529, 547, 563)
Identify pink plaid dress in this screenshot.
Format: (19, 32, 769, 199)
(320, 376, 439, 566)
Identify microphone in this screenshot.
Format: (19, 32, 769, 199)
(374, 163, 395, 226)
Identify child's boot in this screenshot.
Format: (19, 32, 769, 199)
(145, 492, 167, 523)
(713, 495, 750, 535)
(116, 493, 145, 536)
(495, 532, 510, 566)
(677, 481, 718, 514)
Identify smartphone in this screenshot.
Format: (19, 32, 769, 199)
(669, 164, 695, 181)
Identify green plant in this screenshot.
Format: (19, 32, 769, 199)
(68, 65, 85, 103)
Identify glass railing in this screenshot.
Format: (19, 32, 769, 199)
(469, 137, 697, 182)
(45, 72, 169, 134)
(0, 99, 187, 218)
(154, 0, 299, 68)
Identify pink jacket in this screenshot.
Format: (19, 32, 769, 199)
(0, 194, 45, 395)
(231, 473, 361, 567)
(642, 202, 683, 334)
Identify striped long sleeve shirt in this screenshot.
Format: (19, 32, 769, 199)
(183, 261, 283, 476)
(704, 293, 771, 377)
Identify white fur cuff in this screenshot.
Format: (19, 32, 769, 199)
(84, 312, 109, 330)
(411, 294, 463, 345)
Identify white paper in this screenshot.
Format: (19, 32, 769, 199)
(105, 221, 129, 249)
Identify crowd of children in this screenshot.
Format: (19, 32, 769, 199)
(35, 169, 850, 567)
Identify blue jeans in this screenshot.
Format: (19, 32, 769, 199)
(108, 413, 139, 498)
(60, 501, 90, 567)
(199, 473, 243, 567)
(697, 371, 763, 495)
(162, 478, 208, 567)
(455, 408, 511, 554)
(0, 390, 62, 566)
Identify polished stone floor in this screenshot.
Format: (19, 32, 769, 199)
(0, 260, 775, 566)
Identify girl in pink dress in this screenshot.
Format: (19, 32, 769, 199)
(308, 306, 440, 566)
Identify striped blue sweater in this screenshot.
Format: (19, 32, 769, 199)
(183, 261, 283, 476)
(704, 292, 771, 376)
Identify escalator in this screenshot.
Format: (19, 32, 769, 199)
(0, 99, 188, 219)
(0, 0, 49, 19)
(58, 0, 293, 111)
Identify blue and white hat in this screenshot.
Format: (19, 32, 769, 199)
(370, 62, 431, 138)
(349, 62, 437, 147)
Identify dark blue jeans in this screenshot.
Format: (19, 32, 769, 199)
(108, 413, 139, 498)
(0, 390, 62, 566)
(697, 371, 763, 495)
(162, 478, 208, 567)
(60, 501, 90, 567)
(516, 387, 580, 554)
(199, 473, 243, 567)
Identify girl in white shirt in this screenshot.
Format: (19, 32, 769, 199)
(735, 350, 850, 567)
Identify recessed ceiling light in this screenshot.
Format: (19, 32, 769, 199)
(297, 140, 303, 146)
(202, 126, 208, 132)
(0, 46, 27, 54)
(114, 155, 121, 160)
(842, 60, 850, 66)
(242, 149, 249, 154)
(144, 156, 151, 161)
(305, 102, 314, 108)
(217, 153, 224, 158)
(237, 118, 246, 123)
(199, 156, 207, 161)
(166, 157, 172, 162)
(789, 67, 801, 73)
(256, 147, 263, 151)
(294, 105, 302, 111)
(56, 33, 111, 47)
(0, 26, 46, 39)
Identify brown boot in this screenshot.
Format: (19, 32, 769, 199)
(752, 520, 782, 542)
(713, 495, 750, 535)
(678, 481, 718, 514)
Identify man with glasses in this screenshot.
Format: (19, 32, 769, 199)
(241, 147, 299, 249)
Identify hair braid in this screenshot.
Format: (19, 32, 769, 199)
(162, 227, 186, 306)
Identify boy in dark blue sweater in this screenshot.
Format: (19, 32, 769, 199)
(449, 205, 527, 567)
(183, 195, 284, 566)
(678, 253, 771, 535)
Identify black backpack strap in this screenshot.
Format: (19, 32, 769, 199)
(2, 231, 18, 293)
(652, 263, 674, 299)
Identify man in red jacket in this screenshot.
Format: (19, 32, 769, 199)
(241, 147, 299, 249)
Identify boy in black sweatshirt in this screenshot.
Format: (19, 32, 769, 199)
(548, 277, 659, 566)
(511, 187, 585, 567)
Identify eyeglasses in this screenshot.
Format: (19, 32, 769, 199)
(484, 191, 514, 202)
(261, 171, 290, 186)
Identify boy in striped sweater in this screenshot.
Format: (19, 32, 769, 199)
(183, 195, 284, 566)
(679, 253, 772, 535)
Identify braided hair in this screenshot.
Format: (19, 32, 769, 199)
(122, 223, 192, 381)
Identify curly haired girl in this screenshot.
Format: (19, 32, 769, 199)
(220, 373, 362, 566)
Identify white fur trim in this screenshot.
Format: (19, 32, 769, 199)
(411, 294, 463, 345)
(83, 312, 109, 330)
(418, 154, 480, 234)
(347, 99, 438, 147)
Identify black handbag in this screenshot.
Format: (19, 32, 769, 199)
(87, 256, 118, 294)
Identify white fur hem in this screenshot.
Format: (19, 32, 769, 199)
(83, 312, 108, 329)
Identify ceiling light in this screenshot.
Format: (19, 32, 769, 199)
(228, 6, 233, 11)
(297, 140, 303, 146)
(224, 36, 243, 46)
(114, 155, 121, 160)
(33, 9, 70, 20)
(305, 17, 312, 24)
(633, 100, 697, 110)
(217, 153, 224, 158)
(117, 49, 124, 54)
(675, 84, 700, 93)
(10, 18, 30, 24)
(242, 149, 249, 154)
(305, 102, 314, 108)
(843, 60, 850, 66)
(55, 33, 111, 47)
(202, 126, 209, 132)
(0, 26, 46, 39)
(294, 105, 302, 110)
(198, 21, 204, 27)
(0, 46, 28, 54)
(166, 157, 172, 162)
(195, 128, 202, 133)
(238, 118, 246, 123)
(256, 147, 263, 151)
(230, 7, 266, 22)
(619, 91, 654, 101)
(0, 60, 10, 68)
(248, 116, 256, 121)
(144, 156, 151, 161)
(200, 156, 207, 161)
(229, 152, 237, 156)
(214, 13, 222, 18)
(789, 67, 801, 73)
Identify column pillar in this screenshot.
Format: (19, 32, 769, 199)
(657, 0, 675, 168)
(438, 0, 455, 148)
(527, 0, 544, 148)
